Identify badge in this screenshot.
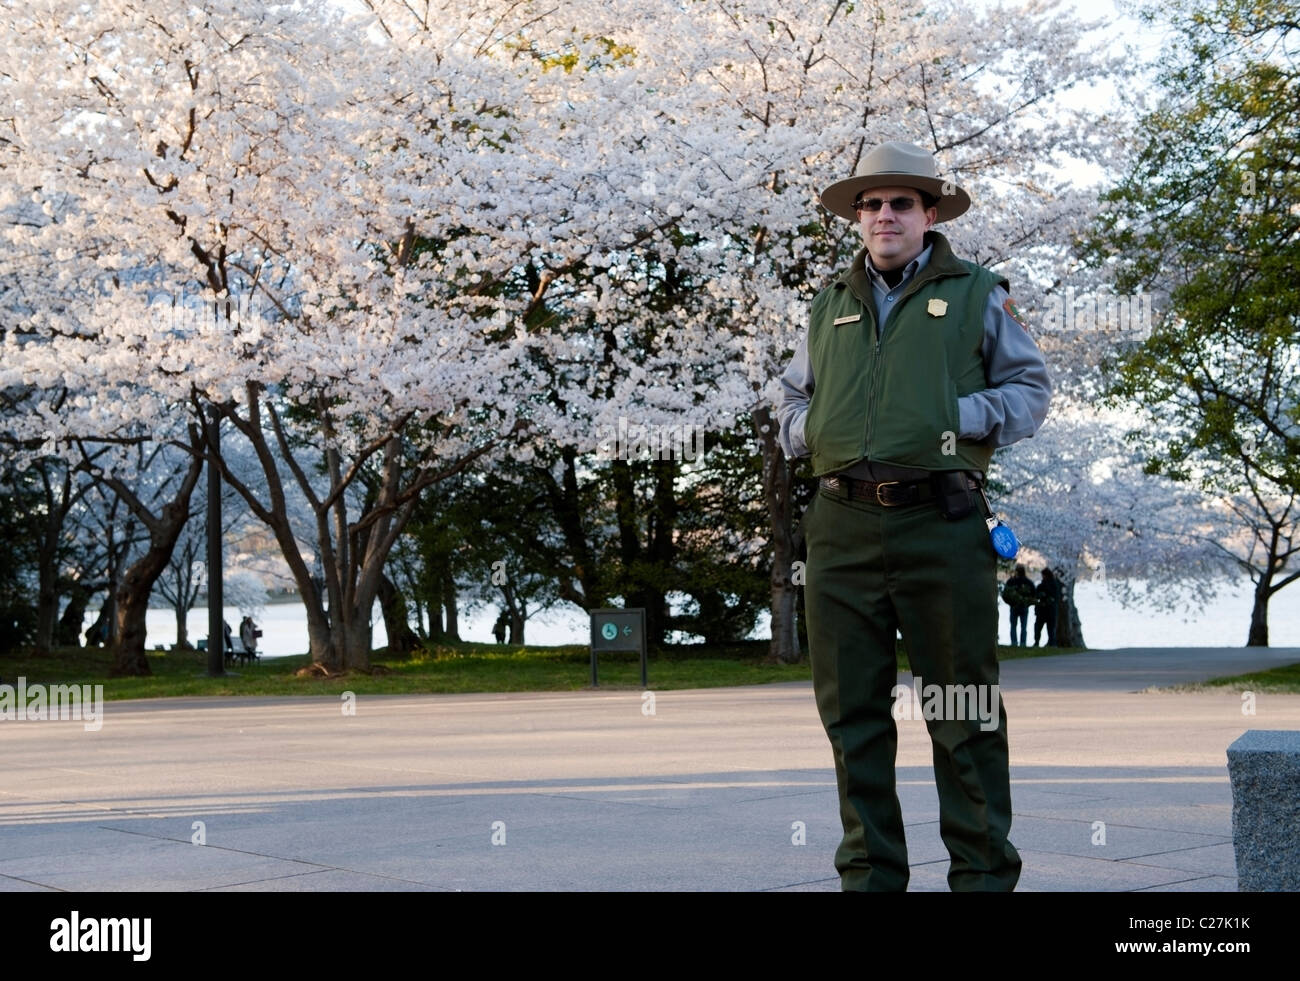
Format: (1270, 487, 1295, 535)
(833, 313, 861, 325)
(1003, 296, 1029, 330)
(927, 298, 948, 317)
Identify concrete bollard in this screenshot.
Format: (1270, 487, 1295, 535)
(1226, 729, 1300, 891)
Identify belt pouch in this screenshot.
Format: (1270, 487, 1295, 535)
(931, 470, 973, 520)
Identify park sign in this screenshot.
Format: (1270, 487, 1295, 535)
(588, 608, 647, 688)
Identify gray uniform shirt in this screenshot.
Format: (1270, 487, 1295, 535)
(777, 243, 1052, 480)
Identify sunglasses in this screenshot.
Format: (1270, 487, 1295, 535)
(854, 195, 924, 213)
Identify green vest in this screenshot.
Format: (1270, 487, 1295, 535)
(803, 232, 1006, 477)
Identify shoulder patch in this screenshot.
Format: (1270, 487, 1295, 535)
(1003, 296, 1029, 331)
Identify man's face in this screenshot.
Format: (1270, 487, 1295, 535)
(855, 185, 937, 271)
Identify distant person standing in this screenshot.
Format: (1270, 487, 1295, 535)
(492, 612, 508, 645)
(1033, 568, 1061, 647)
(1001, 564, 1034, 647)
(239, 616, 259, 657)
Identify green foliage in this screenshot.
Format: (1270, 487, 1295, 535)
(0, 470, 40, 654)
(1083, 0, 1300, 498)
(527, 34, 638, 73)
(391, 417, 776, 647)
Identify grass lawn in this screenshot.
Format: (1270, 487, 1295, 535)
(1165, 661, 1300, 695)
(0, 638, 1088, 702)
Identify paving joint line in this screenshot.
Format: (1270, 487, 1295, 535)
(0, 871, 66, 891)
(760, 876, 840, 891)
(1130, 874, 1231, 892)
(97, 825, 334, 870)
(98, 826, 457, 890)
(1011, 812, 1232, 839)
(193, 868, 341, 891)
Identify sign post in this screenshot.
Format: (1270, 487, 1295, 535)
(588, 608, 647, 688)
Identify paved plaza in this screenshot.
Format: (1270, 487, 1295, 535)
(2, 647, 1298, 891)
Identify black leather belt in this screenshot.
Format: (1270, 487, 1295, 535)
(820, 472, 980, 507)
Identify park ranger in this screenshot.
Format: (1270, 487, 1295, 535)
(777, 141, 1052, 891)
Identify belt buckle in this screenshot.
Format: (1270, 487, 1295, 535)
(874, 480, 900, 506)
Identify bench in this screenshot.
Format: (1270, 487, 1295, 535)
(227, 636, 259, 667)
(197, 636, 259, 666)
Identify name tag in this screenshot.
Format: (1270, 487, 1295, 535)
(833, 313, 861, 325)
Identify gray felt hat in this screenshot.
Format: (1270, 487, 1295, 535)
(820, 141, 970, 222)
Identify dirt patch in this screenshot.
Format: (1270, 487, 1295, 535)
(294, 663, 343, 679)
(294, 663, 393, 679)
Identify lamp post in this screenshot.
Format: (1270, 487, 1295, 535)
(206, 404, 224, 677)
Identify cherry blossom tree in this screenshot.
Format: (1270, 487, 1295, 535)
(1, 0, 549, 671)
(994, 406, 1239, 647)
(506, 0, 1130, 660)
(2, 0, 1238, 672)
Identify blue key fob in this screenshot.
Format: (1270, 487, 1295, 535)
(976, 484, 1019, 559)
(988, 519, 1019, 559)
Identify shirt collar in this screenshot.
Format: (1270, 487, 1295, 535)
(865, 243, 933, 290)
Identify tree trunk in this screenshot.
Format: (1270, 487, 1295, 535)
(104, 530, 123, 647)
(1246, 570, 1271, 646)
(611, 458, 674, 645)
(89, 488, 135, 650)
(342, 614, 373, 671)
(215, 384, 508, 672)
(109, 468, 205, 676)
(499, 581, 520, 645)
(114, 556, 162, 676)
(32, 465, 78, 655)
(33, 526, 59, 656)
(794, 505, 809, 655)
(443, 571, 460, 642)
(426, 590, 444, 642)
(301, 605, 373, 673)
(1055, 569, 1085, 649)
(769, 569, 798, 662)
(304, 601, 336, 669)
(159, 536, 201, 652)
(412, 591, 427, 640)
(540, 446, 605, 611)
(378, 573, 419, 657)
(175, 604, 190, 651)
(755, 407, 801, 663)
(213, 391, 379, 673)
(94, 428, 207, 676)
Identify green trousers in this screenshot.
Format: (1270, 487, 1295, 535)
(803, 486, 1021, 891)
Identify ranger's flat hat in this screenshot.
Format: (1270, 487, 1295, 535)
(820, 140, 970, 222)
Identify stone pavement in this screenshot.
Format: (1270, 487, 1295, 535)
(1, 647, 1297, 891)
